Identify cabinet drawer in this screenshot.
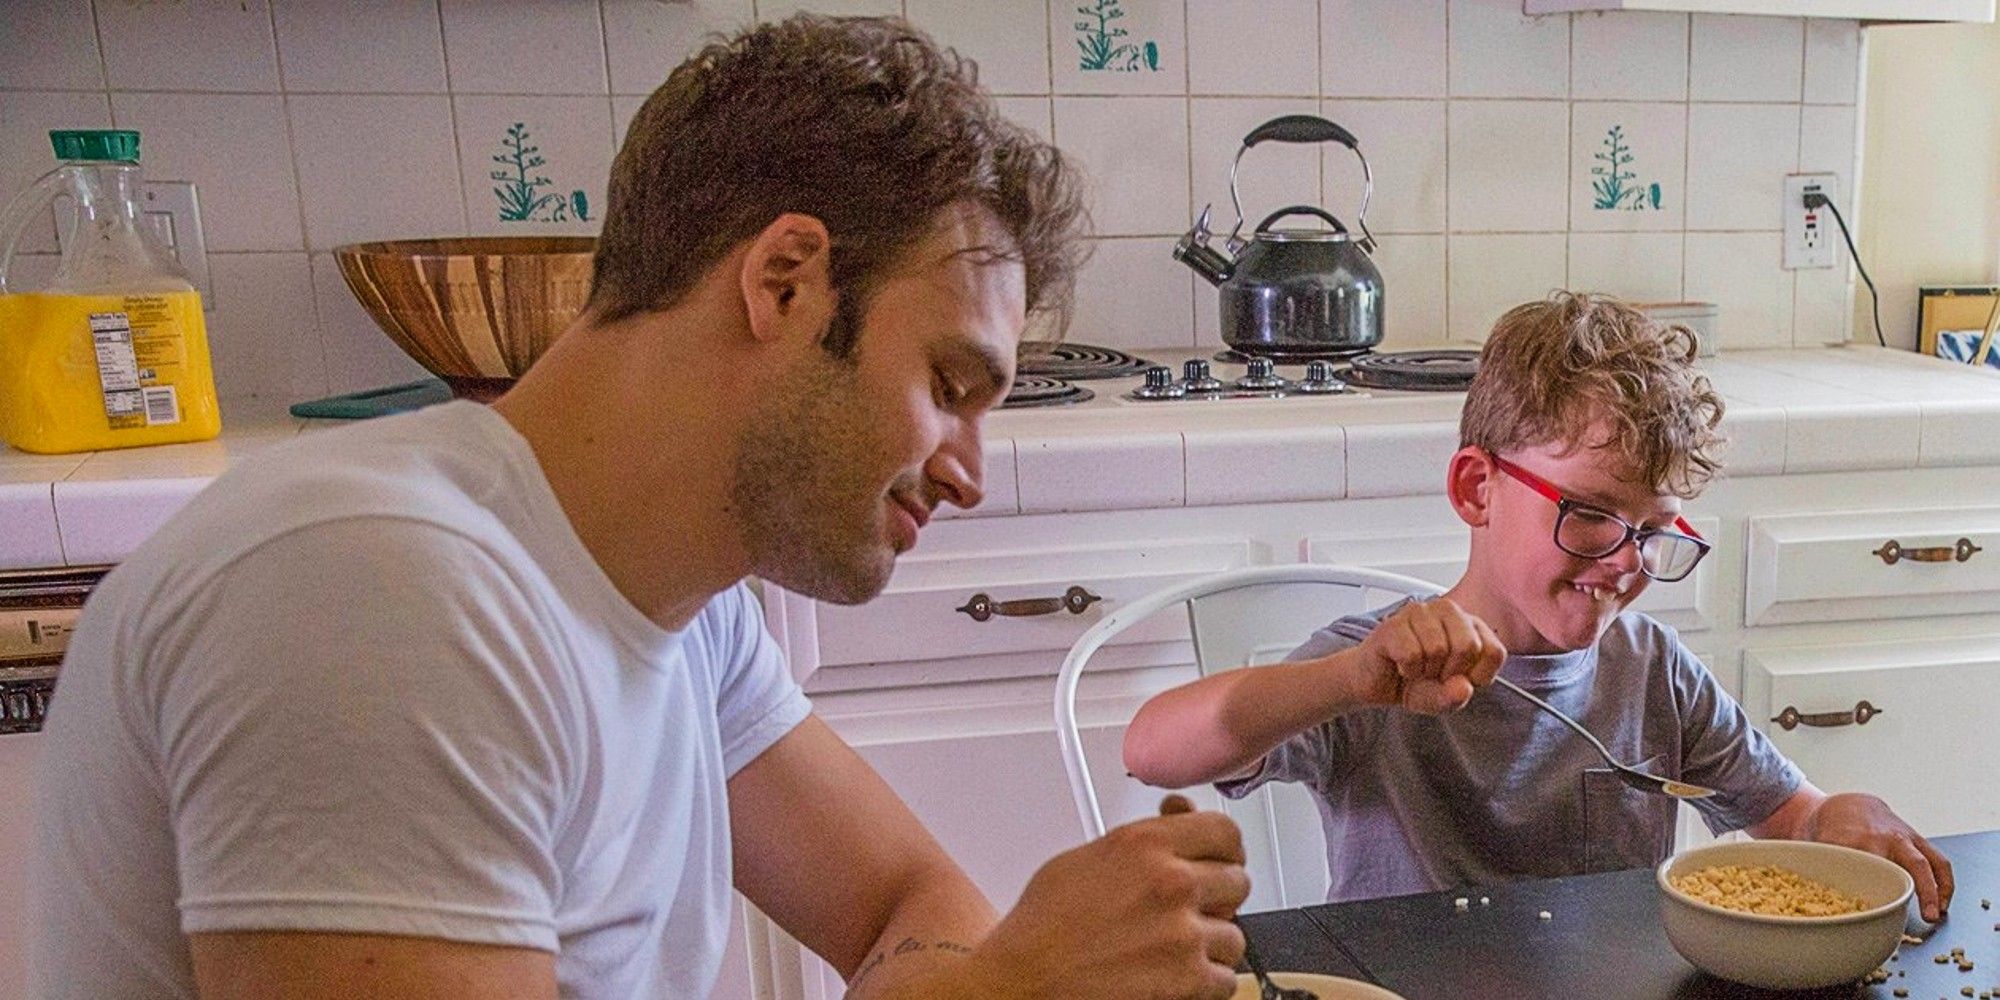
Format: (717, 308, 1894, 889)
(1742, 635, 2000, 837)
(803, 538, 1258, 671)
(1303, 517, 1718, 633)
(1746, 506, 2000, 626)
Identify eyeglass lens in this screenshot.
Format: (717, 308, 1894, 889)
(1556, 506, 1703, 580)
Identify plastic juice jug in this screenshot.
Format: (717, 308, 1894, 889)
(0, 129, 221, 454)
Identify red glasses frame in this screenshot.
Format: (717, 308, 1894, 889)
(1489, 454, 1710, 581)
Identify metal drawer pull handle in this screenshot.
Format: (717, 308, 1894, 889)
(1771, 700, 1882, 731)
(955, 586, 1102, 622)
(1872, 538, 1982, 565)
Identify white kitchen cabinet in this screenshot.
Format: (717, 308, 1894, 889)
(1740, 634, 2000, 835)
(1524, 0, 1993, 20)
(1745, 505, 2000, 627)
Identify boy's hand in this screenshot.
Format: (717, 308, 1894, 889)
(1352, 599, 1507, 714)
(959, 795, 1250, 999)
(1804, 793, 1955, 922)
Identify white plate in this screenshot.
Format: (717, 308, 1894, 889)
(1231, 971, 1407, 999)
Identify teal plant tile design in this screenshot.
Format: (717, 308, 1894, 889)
(490, 122, 592, 223)
(1590, 125, 1663, 212)
(1074, 0, 1160, 73)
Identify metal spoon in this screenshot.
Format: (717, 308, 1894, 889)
(1239, 921, 1319, 1000)
(1490, 675, 1717, 800)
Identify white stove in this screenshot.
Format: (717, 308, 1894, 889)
(1005, 344, 1479, 410)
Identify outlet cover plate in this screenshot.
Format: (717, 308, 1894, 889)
(1783, 173, 1839, 271)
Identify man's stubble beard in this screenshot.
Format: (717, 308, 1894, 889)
(729, 349, 900, 606)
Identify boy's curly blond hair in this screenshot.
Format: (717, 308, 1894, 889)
(1459, 292, 1725, 498)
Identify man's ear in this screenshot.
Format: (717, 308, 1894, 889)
(740, 212, 835, 344)
(1446, 446, 1496, 528)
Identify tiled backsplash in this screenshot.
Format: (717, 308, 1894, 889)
(0, 0, 1861, 414)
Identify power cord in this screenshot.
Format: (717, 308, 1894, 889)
(1805, 191, 1887, 348)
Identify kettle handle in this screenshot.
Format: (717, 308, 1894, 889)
(1242, 115, 1359, 151)
(1225, 116, 1374, 255)
(1254, 205, 1348, 235)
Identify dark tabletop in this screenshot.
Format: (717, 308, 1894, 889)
(1243, 830, 2000, 1000)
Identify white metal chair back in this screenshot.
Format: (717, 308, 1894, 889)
(1054, 564, 1443, 911)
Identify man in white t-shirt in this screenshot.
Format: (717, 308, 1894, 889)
(32, 16, 1252, 1000)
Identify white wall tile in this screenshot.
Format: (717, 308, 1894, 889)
(1571, 10, 1687, 102)
(1053, 96, 1189, 236)
(0, 92, 112, 257)
(604, 0, 755, 95)
(1017, 432, 1184, 512)
(1569, 102, 1684, 231)
(993, 97, 1054, 143)
(311, 252, 435, 394)
(439, 0, 607, 95)
(612, 94, 647, 150)
(1448, 0, 1568, 99)
(1189, 99, 1323, 234)
(1689, 14, 1803, 103)
(908, 0, 1050, 96)
(1684, 232, 1791, 350)
(454, 97, 613, 236)
(206, 252, 324, 403)
(1322, 99, 1447, 234)
(273, 0, 448, 93)
(1372, 233, 1447, 346)
(1685, 103, 1797, 231)
(1, 0, 103, 90)
(289, 95, 466, 250)
(1802, 19, 1861, 105)
(1448, 234, 1566, 343)
(1447, 101, 1568, 233)
(1052, 0, 1187, 96)
(1798, 104, 1857, 214)
(1568, 232, 1682, 303)
(1186, 426, 1345, 505)
(1074, 237, 1194, 350)
(760, 0, 902, 16)
(109, 94, 303, 253)
(1324, 0, 1446, 99)
(1793, 259, 1852, 347)
(1187, 0, 1317, 97)
(97, 0, 281, 92)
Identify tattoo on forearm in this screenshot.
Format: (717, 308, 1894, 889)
(847, 938, 978, 990)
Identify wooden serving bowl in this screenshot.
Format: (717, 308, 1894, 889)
(333, 237, 595, 400)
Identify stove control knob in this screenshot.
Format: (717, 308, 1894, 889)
(1181, 359, 1225, 393)
(1294, 359, 1349, 394)
(1234, 357, 1289, 392)
(1130, 365, 1187, 401)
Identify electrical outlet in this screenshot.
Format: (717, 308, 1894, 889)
(53, 179, 213, 310)
(1782, 173, 1838, 271)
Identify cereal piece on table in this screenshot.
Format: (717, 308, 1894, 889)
(1893, 989, 1908, 999)
(1538, 910, 1552, 921)
(1480, 896, 1490, 906)
(1454, 897, 1469, 912)
(1982, 899, 1991, 910)
(1966, 989, 1977, 998)
(1908, 935, 1928, 945)
(1942, 955, 1956, 964)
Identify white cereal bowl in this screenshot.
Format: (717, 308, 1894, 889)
(1657, 840, 1914, 990)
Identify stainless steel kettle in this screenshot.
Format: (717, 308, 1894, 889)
(1174, 115, 1384, 358)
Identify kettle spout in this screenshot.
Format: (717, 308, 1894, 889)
(1173, 232, 1233, 287)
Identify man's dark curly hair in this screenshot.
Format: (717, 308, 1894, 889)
(589, 14, 1088, 356)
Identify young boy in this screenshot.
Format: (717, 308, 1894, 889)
(1123, 292, 1955, 921)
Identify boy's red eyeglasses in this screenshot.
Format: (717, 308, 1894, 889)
(1489, 454, 1711, 583)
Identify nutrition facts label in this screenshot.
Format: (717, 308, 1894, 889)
(90, 311, 147, 426)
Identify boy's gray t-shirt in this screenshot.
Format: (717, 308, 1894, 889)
(1218, 600, 1803, 902)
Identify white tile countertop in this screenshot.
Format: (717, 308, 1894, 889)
(2, 346, 1997, 569)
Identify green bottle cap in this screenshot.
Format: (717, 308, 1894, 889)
(49, 129, 141, 163)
